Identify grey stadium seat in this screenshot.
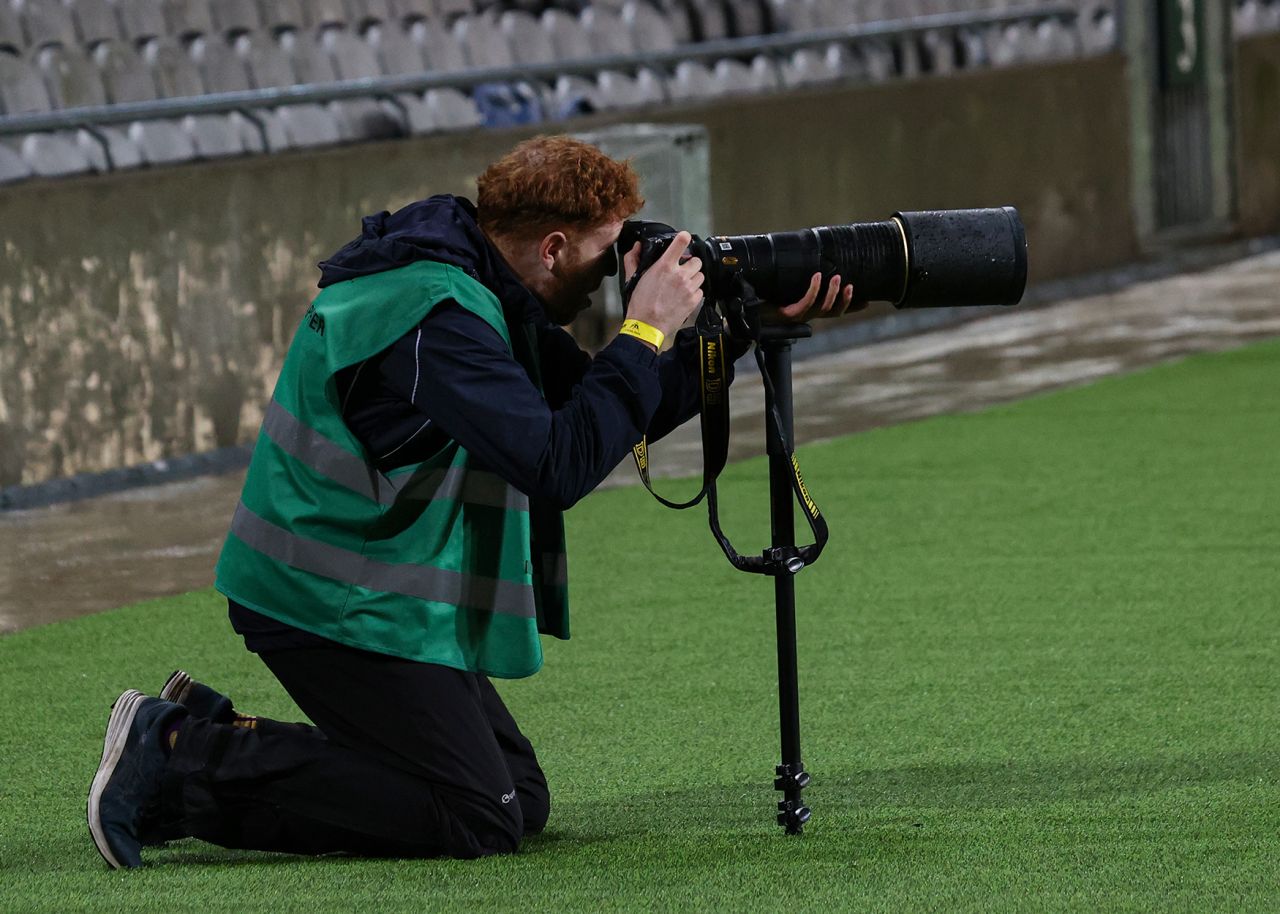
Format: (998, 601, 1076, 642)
(235, 31, 338, 148)
(424, 86, 480, 129)
(712, 56, 778, 94)
(69, 0, 122, 45)
(162, 0, 215, 39)
(346, 0, 394, 28)
(1078, 1, 1116, 54)
(94, 39, 198, 163)
(147, 37, 249, 157)
(766, 0, 819, 32)
(320, 26, 418, 133)
(364, 21, 427, 74)
(307, 0, 349, 28)
(116, 0, 168, 42)
(0, 48, 94, 175)
(580, 6, 633, 57)
(622, 0, 678, 52)
(208, 0, 263, 36)
(13, 0, 77, 47)
(452, 10, 514, 68)
(595, 66, 663, 108)
(0, 3, 24, 51)
(35, 44, 143, 168)
(260, 0, 309, 33)
(0, 141, 32, 183)
(667, 58, 717, 100)
(413, 16, 467, 71)
(499, 10, 555, 65)
(280, 27, 401, 140)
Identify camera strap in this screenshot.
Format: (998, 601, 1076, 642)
(629, 302, 730, 510)
(704, 344, 829, 575)
(628, 302, 829, 576)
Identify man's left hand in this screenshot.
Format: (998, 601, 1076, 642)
(775, 273, 867, 322)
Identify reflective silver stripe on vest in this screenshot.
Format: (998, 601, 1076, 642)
(263, 399, 527, 512)
(230, 501, 536, 618)
(393, 465, 529, 512)
(262, 399, 396, 505)
(541, 553, 568, 587)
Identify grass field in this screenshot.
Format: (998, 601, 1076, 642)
(2, 338, 1278, 912)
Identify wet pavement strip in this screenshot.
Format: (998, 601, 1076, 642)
(2, 250, 1278, 634)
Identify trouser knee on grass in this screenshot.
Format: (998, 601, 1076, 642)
(156, 646, 548, 859)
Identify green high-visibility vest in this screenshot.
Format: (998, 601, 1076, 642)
(215, 259, 569, 679)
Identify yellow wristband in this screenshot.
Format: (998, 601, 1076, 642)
(619, 319, 665, 350)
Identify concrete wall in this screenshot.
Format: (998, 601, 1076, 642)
(0, 53, 1179, 488)
(1235, 32, 1280, 236)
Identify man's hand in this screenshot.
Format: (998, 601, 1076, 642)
(622, 232, 705, 340)
(774, 273, 866, 322)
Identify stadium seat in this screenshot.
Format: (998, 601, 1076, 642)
(346, 0, 394, 28)
(0, 141, 33, 182)
(429, 0, 477, 24)
(162, 0, 216, 39)
(780, 42, 855, 86)
(364, 21, 427, 74)
(712, 55, 778, 93)
(69, 0, 122, 45)
(920, 29, 957, 75)
(149, 37, 251, 157)
(0, 47, 97, 174)
(622, 0, 679, 52)
(726, 0, 771, 37)
(596, 65, 663, 107)
(1078, 1, 1117, 53)
(766, 0, 820, 33)
(116, 0, 168, 42)
(235, 31, 339, 148)
(35, 44, 143, 168)
(0, 3, 22, 50)
(550, 72, 601, 116)
(282, 28, 402, 140)
(321, 25, 415, 134)
(13, 0, 77, 48)
(94, 39, 198, 163)
(308, 0, 349, 29)
(452, 10, 515, 68)
(260, 0, 309, 33)
(413, 16, 468, 71)
(423, 86, 480, 128)
(694, 0, 732, 40)
(0, 46, 50, 111)
(209, 0, 263, 36)
(499, 9, 556, 65)
(580, 6, 633, 56)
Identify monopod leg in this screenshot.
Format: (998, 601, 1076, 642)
(761, 331, 811, 834)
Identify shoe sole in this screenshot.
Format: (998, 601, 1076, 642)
(87, 689, 145, 870)
(159, 670, 192, 706)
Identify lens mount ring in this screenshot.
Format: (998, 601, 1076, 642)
(890, 215, 910, 304)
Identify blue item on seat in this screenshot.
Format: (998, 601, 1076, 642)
(471, 82, 544, 127)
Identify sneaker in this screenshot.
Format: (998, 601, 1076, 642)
(87, 690, 185, 869)
(159, 670, 235, 724)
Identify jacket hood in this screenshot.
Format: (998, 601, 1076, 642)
(317, 195, 545, 323)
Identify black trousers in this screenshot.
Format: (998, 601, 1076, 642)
(157, 646, 549, 858)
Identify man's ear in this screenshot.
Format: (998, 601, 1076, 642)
(538, 231, 568, 272)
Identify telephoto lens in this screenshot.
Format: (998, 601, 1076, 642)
(700, 207, 1027, 309)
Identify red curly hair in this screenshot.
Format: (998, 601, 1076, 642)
(477, 135, 644, 239)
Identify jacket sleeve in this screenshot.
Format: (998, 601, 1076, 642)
(538, 323, 747, 444)
(386, 303, 665, 509)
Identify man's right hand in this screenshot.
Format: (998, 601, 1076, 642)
(622, 231, 705, 341)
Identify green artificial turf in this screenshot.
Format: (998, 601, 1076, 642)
(2, 339, 1278, 913)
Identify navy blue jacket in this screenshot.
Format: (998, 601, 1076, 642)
(232, 195, 736, 652)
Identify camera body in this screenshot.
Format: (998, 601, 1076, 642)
(618, 207, 1028, 340)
